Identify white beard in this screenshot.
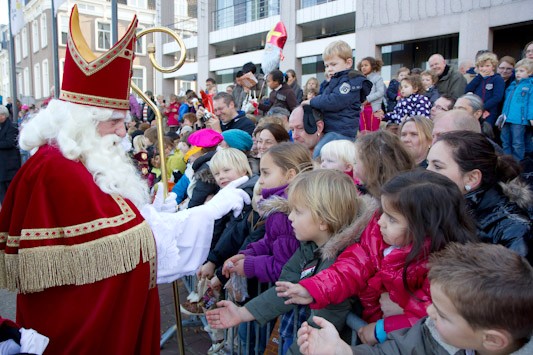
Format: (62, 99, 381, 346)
(20, 99, 150, 209)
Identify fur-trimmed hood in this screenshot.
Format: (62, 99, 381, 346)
(257, 194, 379, 260)
(499, 178, 533, 211)
(195, 167, 217, 184)
(320, 195, 378, 259)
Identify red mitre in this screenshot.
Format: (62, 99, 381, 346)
(59, 5, 138, 110)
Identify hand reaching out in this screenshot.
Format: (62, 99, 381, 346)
(357, 322, 378, 346)
(222, 254, 245, 278)
(275, 281, 313, 305)
(297, 316, 351, 355)
(205, 300, 254, 329)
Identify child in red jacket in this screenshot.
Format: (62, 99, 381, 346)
(276, 170, 478, 345)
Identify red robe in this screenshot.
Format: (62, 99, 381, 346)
(0, 145, 160, 354)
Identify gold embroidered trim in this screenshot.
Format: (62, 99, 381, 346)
(0, 251, 6, 289)
(149, 256, 156, 290)
(18, 195, 134, 240)
(3, 221, 156, 294)
(60, 90, 130, 110)
(67, 20, 137, 77)
(0, 232, 7, 243)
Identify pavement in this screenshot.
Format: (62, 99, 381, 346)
(0, 281, 213, 355)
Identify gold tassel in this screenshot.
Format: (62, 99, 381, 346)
(6, 222, 155, 294)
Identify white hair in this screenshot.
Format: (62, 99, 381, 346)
(20, 99, 150, 208)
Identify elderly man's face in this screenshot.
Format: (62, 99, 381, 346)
(429, 56, 446, 76)
(97, 117, 127, 138)
(289, 108, 321, 151)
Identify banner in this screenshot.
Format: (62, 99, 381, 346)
(9, 0, 24, 35)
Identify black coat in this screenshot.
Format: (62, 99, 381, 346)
(188, 151, 218, 208)
(466, 181, 532, 264)
(0, 119, 21, 182)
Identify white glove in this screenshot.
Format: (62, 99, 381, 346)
(19, 328, 49, 354)
(202, 176, 251, 219)
(152, 183, 178, 213)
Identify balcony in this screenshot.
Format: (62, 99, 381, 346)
(213, 0, 280, 30)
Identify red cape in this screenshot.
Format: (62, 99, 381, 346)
(0, 145, 160, 354)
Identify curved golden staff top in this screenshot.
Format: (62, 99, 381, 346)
(130, 26, 187, 199)
(130, 26, 187, 354)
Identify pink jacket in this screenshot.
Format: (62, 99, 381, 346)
(299, 213, 432, 334)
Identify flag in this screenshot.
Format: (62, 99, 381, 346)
(9, 0, 24, 35)
(53, 0, 67, 14)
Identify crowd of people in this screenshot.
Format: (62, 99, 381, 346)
(0, 6, 532, 353)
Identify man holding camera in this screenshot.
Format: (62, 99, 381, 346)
(196, 92, 255, 135)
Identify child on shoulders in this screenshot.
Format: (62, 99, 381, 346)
(385, 75, 432, 124)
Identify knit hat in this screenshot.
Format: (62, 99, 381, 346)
(187, 128, 223, 148)
(221, 129, 253, 152)
(303, 105, 323, 134)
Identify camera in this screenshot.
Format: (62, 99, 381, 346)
(201, 111, 213, 123)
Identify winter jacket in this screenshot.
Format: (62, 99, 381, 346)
(465, 73, 505, 125)
(365, 72, 386, 112)
(258, 82, 298, 113)
(501, 77, 533, 126)
(166, 149, 186, 180)
(240, 185, 299, 283)
(465, 180, 532, 264)
(0, 119, 21, 183)
(187, 151, 218, 208)
(220, 111, 255, 136)
(301, 211, 431, 335)
(289, 81, 304, 104)
(435, 65, 466, 99)
(351, 317, 533, 355)
(385, 79, 400, 112)
(385, 94, 432, 124)
(424, 86, 440, 104)
(165, 101, 180, 127)
(141, 98, 157, 123)
(245, 195, 375, 354)
(310, 69, 372, 137)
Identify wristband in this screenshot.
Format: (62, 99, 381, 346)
(374, 319, 387, 343)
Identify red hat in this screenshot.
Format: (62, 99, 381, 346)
(59, 5, 137, 110)
(187, 129, 223, 148)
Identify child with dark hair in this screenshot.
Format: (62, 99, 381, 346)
(385, 75, 432, 123)
(297, 243, 533, 355)
(277, 170, 478, 345)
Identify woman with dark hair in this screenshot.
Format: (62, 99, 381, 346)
(286, 69, 303, 104)
(253, 123, 290, 157)
(427, 130, 532, 263)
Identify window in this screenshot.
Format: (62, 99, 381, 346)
(41, 14, 48, 48)
(135, 27, 145, 55)
(32, 20, 39, 53)
(23, 67, 30, 96)
(128, 0, 147, 8)
(15, 35, 21, 63)
(22, 28, 28, 58)
(131, 66, 145, 92)
(34, 63, 42, 99)
(17, 73, 23, 97)
(96, 21, 111, 50)
(59, 14, 68, 46)
(42, 60, 50, 97)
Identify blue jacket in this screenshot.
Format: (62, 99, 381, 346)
(465, 73, 505, 125)
(501, 77, 533, 126)
(310, 69, 372, 137)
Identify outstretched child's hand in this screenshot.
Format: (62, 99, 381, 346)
(205, 300, 254, 329)
(231, 259, 246, 277)
(222, 254, 245, 278)
(275, 281, 314, 305)
(357, 322, 378, 346)
(197, 261, 216, 279)
(297, 316, 351, 355)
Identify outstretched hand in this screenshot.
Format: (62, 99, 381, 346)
(275, 281, 313, 305)
(222, 254, 246, 278)
(204, 176, 251, 219)
(205, 300, 254, 329)
(297, 316, 350, 355)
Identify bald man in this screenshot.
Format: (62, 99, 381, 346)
(428, 54, 467, 99)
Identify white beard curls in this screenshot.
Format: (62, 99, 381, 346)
(19, 99, 150, 208)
